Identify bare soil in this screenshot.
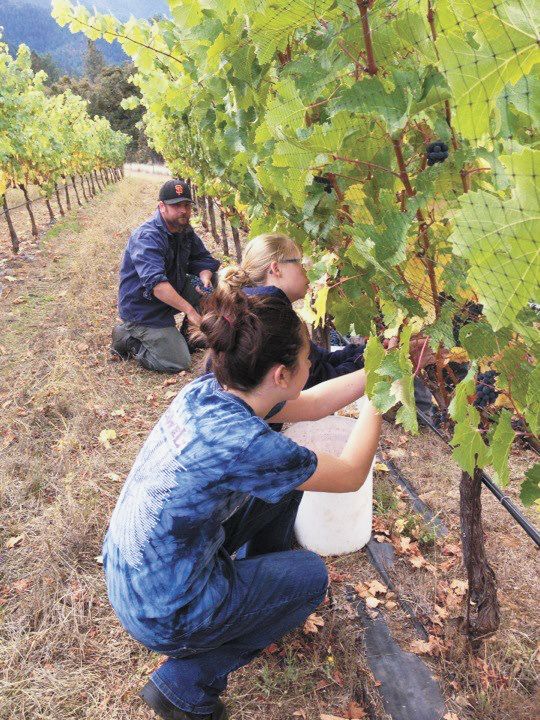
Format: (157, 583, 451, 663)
(1, 176, 538, 720)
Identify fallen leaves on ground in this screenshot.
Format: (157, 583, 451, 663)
(347, 701, 367, 718)
(450, 579, 468, 596)
(327, 567, 352, 583)
(303, 613, 325, 634)
(410, 634, 446, 656)
(5, 535, 24, 549)
(98, 428, 117, 448)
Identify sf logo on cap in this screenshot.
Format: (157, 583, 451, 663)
(175, 184, 184, 196)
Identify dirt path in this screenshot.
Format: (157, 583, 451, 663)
(0, 177, 538, 719)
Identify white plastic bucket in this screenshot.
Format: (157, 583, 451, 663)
(285, 410, 373, 556)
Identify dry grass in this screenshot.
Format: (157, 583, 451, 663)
(0, 178, 383, 720)
(1, 177, 538, 719)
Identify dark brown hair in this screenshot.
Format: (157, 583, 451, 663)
(192, 289, 307, 391)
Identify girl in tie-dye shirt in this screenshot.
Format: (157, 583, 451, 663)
(103, 289, 382, 720)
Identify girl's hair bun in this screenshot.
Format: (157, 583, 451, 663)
(218, 265, 252, 291)
(194, 288, 259, 354)
(191, 288, 306, 391)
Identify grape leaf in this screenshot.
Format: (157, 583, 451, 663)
(459, 322, 512, 360)
(489, 410, 515, 486)
(449, 148, 539, 330)
(520, 464, 540, 507)
(437, 1, 540, 139)
(450, 404, 491, 475)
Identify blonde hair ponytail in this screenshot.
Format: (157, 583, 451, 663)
(219, 233, 300, 292)
(219, 265, 252, 290)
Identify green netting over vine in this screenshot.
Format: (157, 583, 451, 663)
(52, 0, 539, 505)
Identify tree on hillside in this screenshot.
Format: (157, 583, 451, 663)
(51, 63, 161, 162)
(30, 50, 61, 84)
(84, 38, 105, 81)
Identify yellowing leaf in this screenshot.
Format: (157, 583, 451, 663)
(298, 295, 317, 325)
(374, 461, 389, 472)
(99, 428, 117, 448)
(5, 534, 24, 549)
(493, 393, 513, 410)
(313, 285, 329, 328)
(445, 347, 469, 364)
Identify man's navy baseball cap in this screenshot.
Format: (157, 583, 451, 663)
(159, 179, 194, 204)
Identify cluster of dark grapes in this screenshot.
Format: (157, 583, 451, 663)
(474, 370, 499, 409)
(443, 361, 469, 393)
(313, 175, 333, 194)
(426, 140, 449, 166)
(452, 300, 484, 344)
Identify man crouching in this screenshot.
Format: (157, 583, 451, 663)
(111, 179, 220, 373)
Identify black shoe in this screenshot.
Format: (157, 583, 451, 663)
(111, 325, 142, 359)
(139, 680, 228, 720)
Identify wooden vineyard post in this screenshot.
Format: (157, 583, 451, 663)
(80, 175, 89, 203)
(86, 174, 95, 197)
(220, 209, 230, 256)
(20, 184, 39, 238)
(45, 197, 56, 222)
(200, 195, 209, 230)
(71, 176, 82, 206)
(207, 198, 219, 243)
(54, 182, 65, 216)
(460, 468, 500, 646)
(231, 224, 242, 262)
(63, 179, 71, 211)
(3, 195, 20, 253)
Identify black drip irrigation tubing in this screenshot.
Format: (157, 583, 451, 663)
(416, 409, 540, 549)
(380, 456, 448, 537)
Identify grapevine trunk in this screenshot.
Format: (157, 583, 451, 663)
(460, 469, 500, 646)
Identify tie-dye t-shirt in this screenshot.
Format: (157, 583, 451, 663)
(102, 374, 317, 651)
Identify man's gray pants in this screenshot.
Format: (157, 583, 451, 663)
(113, 276, 204, 374)
(113, 322, 192, 373)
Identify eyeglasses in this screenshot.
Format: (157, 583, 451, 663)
(281, 257, 311, 268)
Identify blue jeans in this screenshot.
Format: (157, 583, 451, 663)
(151, 492, 328, 714)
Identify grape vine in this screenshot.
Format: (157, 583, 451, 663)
(0, 38, 129, 251)
(51, 0, 539, 641)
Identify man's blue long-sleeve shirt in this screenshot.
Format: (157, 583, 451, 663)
(118, 210, 220, 328)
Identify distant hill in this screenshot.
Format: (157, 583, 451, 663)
(8, 0, 169, 22)
(0, 0, 169, 75)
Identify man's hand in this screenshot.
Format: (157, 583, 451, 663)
(186, 308, 202, 326)
(198, 270, 213, 292)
